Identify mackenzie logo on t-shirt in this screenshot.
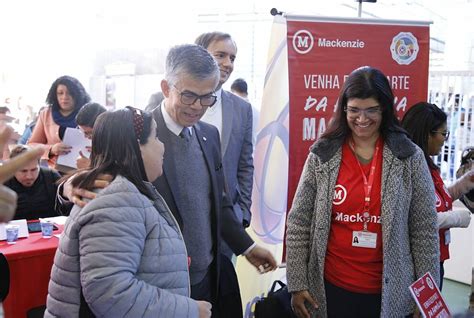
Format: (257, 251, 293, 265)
(333, 184, 347, 205)
(333, 212, 381, 224)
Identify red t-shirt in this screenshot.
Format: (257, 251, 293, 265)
(430, 167, 453, 262)
(324, 139, 383, 294)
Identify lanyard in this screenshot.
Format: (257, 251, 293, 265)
(349, 137, 382, 231)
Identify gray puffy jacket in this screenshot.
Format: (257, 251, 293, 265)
(45, 176, 198, 317)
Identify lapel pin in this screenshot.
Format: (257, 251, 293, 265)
(203, 137, 207, 141)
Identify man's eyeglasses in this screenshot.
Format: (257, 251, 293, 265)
(173, 85, 217, 107)
(79, 128, 93, 139)
(344, 106, 382, 118)
(432, 130, 450, 140)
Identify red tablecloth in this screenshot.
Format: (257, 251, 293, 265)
(0, 225, 62, 318)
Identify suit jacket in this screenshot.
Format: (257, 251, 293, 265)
(220, 90, 254, 226)
(152, 106, 254, 291)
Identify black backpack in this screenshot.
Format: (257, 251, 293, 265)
(254, 280, 296, 318)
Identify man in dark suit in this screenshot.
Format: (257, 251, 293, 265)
(195, 33, 255, 260)
(154, 44, 276, 317)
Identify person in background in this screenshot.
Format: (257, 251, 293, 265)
(4, 145, 61, 220)
(145, 91, 164, 112)
(286, 66, 439, 318)
(401, 102, 473, 290)
(28, 75, 91, 170)
(75, 102, 107, 169)
(18, 106, 46, 145)
(0, 107, 20, 161)
(230, 78, 249, 102)
(45, 107, 211, 318)
(230, 77, 260, 148)
(0, 107, 15, 125)
(195, 32, 254, 261)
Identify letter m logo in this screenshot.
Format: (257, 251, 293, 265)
(297, 36, 309, 48)
(292, 30, 314, 54)
(332, 185, 347, 205)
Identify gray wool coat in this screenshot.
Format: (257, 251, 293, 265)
(286, 132, 440, 317)
(45, 176, 198, 318)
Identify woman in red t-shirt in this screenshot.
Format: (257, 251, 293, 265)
(402, 102, 473, 290)
(286, 67, 440, 318)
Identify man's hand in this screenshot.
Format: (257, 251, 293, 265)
(291, 290, 318, 318)
(0, 126, 44, 222)
(76, 151, 90, 170)
(63, 173, 113, 207)
(244, 245, 278, 273)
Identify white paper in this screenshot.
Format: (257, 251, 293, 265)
(0, 219, 29, 240)
(56, 127, 91, 169)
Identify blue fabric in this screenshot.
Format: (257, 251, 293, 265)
(18, 125, 33, 144)
(51, 107, 80, 128)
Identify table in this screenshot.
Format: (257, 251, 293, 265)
(0, 225, 62, 318)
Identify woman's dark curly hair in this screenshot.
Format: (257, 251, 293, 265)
(45, 75, 91, 112)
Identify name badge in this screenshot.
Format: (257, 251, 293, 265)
(444, 230, 451, 245)
(352, 231, 377, 249)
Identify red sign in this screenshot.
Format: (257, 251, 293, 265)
(286, 17, 430, 228)
(409, 272, 451, 318)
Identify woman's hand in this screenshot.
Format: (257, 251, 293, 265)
(197, 301, 212, 318)
(51, 142, 72, 156)
(413, 306, 422, 318)
(291, 290, 318, 318)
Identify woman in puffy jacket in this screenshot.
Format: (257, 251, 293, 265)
(45, 107, 210, 318)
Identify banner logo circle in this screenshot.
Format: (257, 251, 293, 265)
(390, 32, 419, 65)
(292, 30, 314, 54)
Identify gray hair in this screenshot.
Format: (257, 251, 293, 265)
(165, 44, 219, 86)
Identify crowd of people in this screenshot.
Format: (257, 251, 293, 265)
(0, 32, 473, 318)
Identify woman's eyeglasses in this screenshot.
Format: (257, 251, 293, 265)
(344, 106, 382, 118)
(431, 130, 450, 140)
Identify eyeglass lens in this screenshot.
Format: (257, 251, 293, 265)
(181, 93, 217, 107)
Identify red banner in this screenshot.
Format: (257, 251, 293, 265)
(286, 17, 430, 221)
